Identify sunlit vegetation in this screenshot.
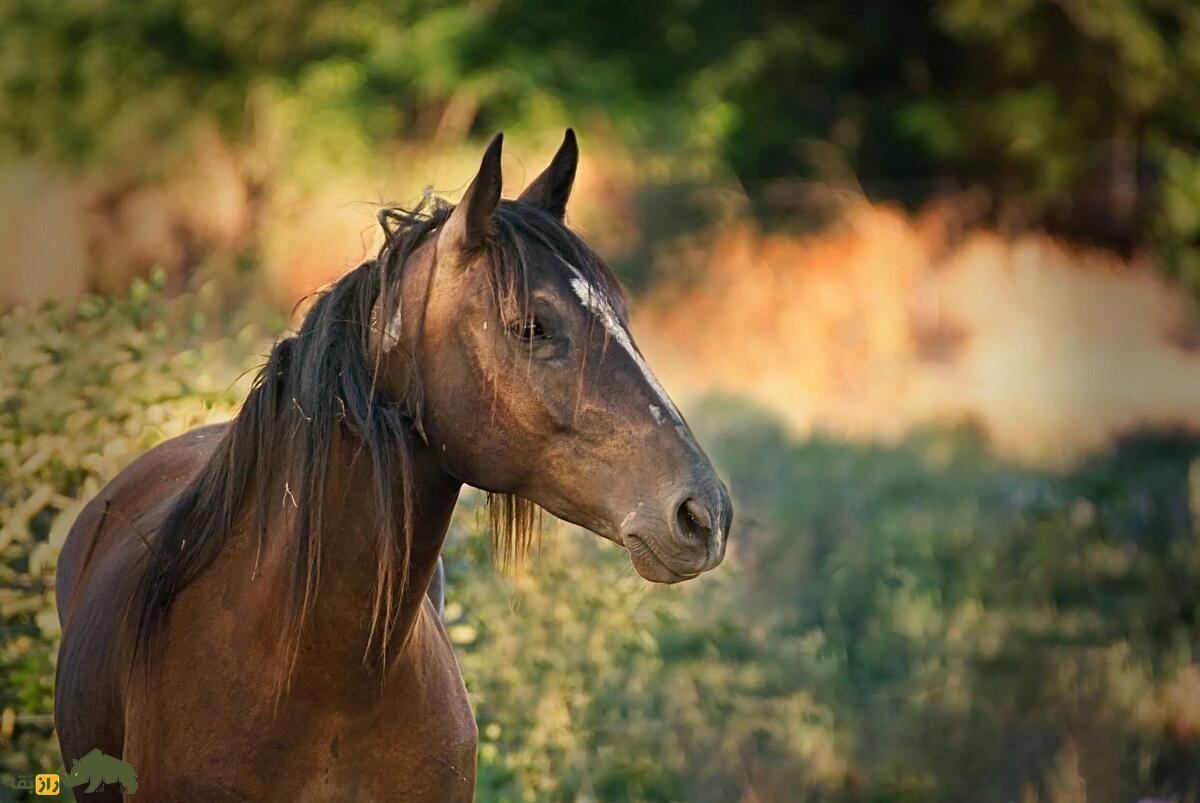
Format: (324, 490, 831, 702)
(3, 284, 1199, 801)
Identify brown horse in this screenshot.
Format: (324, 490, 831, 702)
(54, 131, 731, 801)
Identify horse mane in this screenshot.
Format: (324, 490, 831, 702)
(128, 194, 624, 689)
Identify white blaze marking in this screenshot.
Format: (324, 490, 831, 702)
(558, 256, 683, 425)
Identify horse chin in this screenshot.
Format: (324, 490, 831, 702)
(623, 534, 700, 584)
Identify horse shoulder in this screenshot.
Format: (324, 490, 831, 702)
(56, 422, 230, 624)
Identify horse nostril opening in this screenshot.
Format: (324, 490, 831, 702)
(675, 497, 713, 543)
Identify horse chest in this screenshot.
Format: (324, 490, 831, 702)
(126, 606, 477, 801)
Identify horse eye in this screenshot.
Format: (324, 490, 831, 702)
(507, 318, 547, 342)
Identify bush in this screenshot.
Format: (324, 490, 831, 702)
(3, 286, 1199, 801)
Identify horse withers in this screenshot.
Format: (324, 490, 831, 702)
(54, 130, 732, 801)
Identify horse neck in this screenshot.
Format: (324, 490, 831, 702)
(268, 427, 462, 664)
(274, 241, 458, 665)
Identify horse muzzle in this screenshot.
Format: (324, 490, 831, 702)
(619, 482, 732, 583)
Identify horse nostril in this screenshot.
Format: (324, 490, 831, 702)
(675, 497, 713, 543)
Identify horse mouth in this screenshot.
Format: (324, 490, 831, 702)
(623, 533, 701, 584)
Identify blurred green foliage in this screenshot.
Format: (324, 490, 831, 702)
(447, 401, 1200, 802)
(5, 285, 1199, 801)
(2, 0, 1200, 282)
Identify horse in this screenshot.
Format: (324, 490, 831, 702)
(54, 130, 732, 801)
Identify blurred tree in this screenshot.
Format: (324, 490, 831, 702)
(2, 0, 1198, 280)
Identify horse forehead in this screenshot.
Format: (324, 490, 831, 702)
(543, 255, 623, 316)
(551, 256, 617, 311)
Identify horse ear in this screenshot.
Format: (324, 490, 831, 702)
(438, 132, 504, 270)
(517, 128, 578, 218)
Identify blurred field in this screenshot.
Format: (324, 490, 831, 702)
(8, 145, 1200, 466)
(640, 200, 1200, 462)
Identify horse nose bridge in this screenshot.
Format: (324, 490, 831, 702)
(592, 324, 689, 434)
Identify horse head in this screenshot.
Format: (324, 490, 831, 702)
(377, 131, 732, 582)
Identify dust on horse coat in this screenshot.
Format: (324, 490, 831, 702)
(54, 131, 732, 801)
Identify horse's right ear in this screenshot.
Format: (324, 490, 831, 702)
(437, 132, 504, 271)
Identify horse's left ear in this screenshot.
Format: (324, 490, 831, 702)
(518, 128, 578, 218)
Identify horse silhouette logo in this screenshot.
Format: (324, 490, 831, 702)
(62, 749, 138, 795)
